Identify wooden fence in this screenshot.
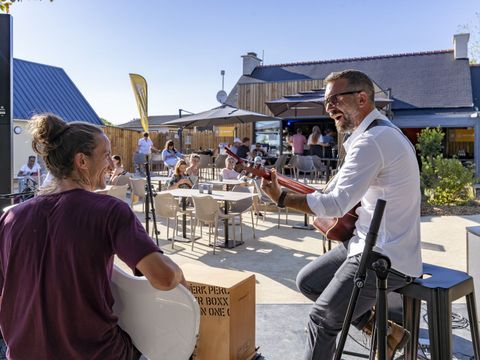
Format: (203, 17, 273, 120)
(103, 123, 253, 172)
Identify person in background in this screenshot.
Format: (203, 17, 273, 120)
(308, 126, 323, 156)
(236, 137, 251, 159)
(321, 128, 337, 158)
(289, 128, 307, 155)
(135, 132, 159, 175)
(167, 160, 193, 189)
(17, 155, 41, 176)
(261, 70, 420, 360)
(161, 140, 184, 175)
(186, 154, 200, 185)
(137, 132, 159, 156)
(109, 155, 126, 184)
(221, 157, 241, 180)
(254, 143, 267, 157)
(0, 113, 187, 359)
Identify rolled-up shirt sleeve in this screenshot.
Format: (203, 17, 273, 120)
(306, 134, 383, 218)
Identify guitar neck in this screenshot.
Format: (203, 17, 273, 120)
(225, 147, 317, 195)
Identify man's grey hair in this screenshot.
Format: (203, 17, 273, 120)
(324, 69, 375, 103)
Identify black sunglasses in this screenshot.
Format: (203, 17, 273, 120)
(325, 90, 362, 107)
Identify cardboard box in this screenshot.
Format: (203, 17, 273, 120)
(182, 263, 256, 360)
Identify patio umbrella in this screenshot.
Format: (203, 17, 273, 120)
(266, 84, 393, 118)
(266, 90, 327, 118)
(163, 104, 280, 128)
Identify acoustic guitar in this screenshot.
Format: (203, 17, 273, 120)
(225, 148, 359, 242)
(111, 265, 200, 360)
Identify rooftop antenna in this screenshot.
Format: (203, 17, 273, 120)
(216, 70, 227, 104)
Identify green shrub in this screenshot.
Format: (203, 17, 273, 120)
(416, 127, 475, 205)
(422, 155, 475, 205)
(416, 127, 444, 159)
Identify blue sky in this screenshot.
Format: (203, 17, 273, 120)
(9, 0, 480, 124)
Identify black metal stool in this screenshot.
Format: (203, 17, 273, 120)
(395, 263, 480, 359)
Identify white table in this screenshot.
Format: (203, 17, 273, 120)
(149, 176, 171, 190)
(162, 188, 258, 248)
(206, 179, 247, 191)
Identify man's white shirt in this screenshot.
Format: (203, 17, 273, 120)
(138, 138, 153, 154)
(19, 163, 41, 175)
(306, 109, 422, 277)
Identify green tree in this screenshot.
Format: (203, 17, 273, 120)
(458, 12, 480, 64)
(100, 117, 113, 126)
(1, 0, 53, 14)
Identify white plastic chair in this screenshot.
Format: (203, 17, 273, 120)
(192, 195, 236, 254)
(130, 178, 146, 211)
(295, 156, 316, 183)
(197, 154, 212, 180)
(112, 173, 131, 186)
(252, 179, 288, 228)
(154, 193, 194, 249)
(106, 184, 129, 202)
(228, 185, 256, 242)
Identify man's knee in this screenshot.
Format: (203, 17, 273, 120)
(296, 270, 313, 296)
(308, 303, 342, 335)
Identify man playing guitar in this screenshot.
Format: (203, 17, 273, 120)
(0, 114, 189, 359)
(261, 70, 422, 360)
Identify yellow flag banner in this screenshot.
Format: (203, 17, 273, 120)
(129, 73, 149, 133)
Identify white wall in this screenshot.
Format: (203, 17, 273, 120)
(12, 119, 36, 177)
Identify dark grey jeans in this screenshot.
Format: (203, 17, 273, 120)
(296, 242, 409, 360)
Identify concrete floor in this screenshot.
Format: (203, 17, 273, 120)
(119, 204, 480, 305)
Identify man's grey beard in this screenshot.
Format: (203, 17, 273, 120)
(335, 119, 355, 133)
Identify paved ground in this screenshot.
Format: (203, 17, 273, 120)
(118, 205, 480, 305)
(118, 203, 480, 359)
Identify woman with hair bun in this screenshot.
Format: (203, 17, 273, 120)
(0, 113, 188, 359)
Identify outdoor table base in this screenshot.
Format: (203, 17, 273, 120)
(210, 239, 245, 249)
(292, 213, 315, 230)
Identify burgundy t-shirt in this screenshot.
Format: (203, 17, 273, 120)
(0, 189, 160, 359)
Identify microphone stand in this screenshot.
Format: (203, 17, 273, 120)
(144, 155, 160, 246)
(334, 199, 389, 360)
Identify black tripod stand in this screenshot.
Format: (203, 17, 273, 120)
(334, 199, 391, 360)
(144, 155, 160, 246)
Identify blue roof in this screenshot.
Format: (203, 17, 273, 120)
(13, 59, 102, 125)
(236, 50, 474, 111)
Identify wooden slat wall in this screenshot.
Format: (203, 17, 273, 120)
(104, 124, 252, 171)
(237, 80, 325, 114)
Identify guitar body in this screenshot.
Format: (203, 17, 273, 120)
(111, 265, 200, 360)
(312, 203, 360, 242)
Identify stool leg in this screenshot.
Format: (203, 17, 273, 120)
(403, 296, 421, 360)
(466, 292, 480, 358)
(428, 290, 452, 360)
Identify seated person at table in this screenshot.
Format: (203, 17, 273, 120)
(18, 155, 41, 176)
(186, 154, 200, 184)
(109, 154, 126, 184)
(161, 140, 183, 173)
(167, 160, 193, 189)
(254, 143, 267, 157)
(221, 157, 241, 180)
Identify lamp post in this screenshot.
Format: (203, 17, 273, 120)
(178, 109, 194, 153)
